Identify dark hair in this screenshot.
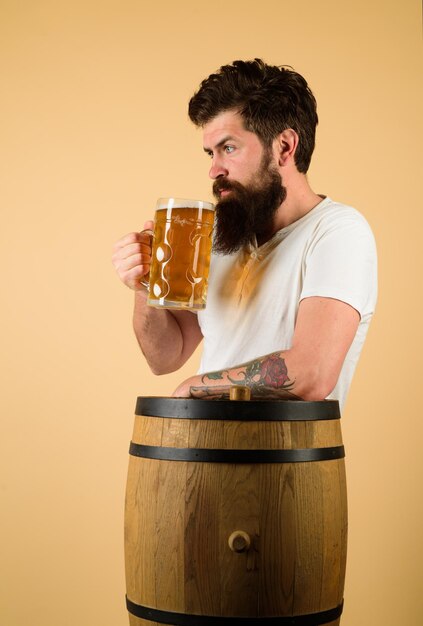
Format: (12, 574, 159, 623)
(188, 58, 318, 173)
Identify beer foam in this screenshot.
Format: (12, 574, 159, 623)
(157, 197, 214, 211)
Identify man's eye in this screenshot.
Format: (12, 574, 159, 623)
(224, 145, 235, 153)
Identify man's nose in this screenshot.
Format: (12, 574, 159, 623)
(209, 157, 229, 180)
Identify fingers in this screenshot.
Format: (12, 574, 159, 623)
(143, 220, 154, 232)
(112, 229, 153, 291)
(112, 230, 151, 251)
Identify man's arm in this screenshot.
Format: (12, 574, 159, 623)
(172, 296, 360, 399)
(133, 290, 203, 374)
(112, 224, 203, 375)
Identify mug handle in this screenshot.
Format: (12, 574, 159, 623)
(139, 228, 154, 290)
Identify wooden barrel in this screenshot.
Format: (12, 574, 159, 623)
(124, 397, 347, 626)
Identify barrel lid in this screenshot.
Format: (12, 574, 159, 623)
(135, 397, 340, 421)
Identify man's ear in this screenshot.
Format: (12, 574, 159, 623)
(276, 129, 299, 166)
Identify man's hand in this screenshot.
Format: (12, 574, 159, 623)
(112, 220, 154, 291)
(172, 375, 202, 398)
(172, 374, 234, 399)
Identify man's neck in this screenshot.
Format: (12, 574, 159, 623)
(273, 175, 323, 232)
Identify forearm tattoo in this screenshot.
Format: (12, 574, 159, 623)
(190, 353, 300, 400)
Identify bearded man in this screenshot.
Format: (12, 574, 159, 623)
(112, 59, 377, 409)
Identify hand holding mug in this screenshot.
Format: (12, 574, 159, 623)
(112, 221, 154, 291)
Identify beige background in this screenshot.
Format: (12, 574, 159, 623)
(1, 1, 422, 624)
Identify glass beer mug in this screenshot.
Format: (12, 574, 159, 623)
(141, 197, 215, 310)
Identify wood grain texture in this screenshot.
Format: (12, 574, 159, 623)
(124, 404, 347, 625)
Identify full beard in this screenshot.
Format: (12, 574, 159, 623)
(212, 155, 287, 254)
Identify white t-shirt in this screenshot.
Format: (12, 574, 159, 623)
(197, 196, 378, 409)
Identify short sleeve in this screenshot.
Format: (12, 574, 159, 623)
(300, 212, 378, 317)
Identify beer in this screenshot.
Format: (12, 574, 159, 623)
(146, 199, 215, 310)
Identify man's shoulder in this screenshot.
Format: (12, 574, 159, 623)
(314, 196, 367, 221)
(309, 197, 375, 237)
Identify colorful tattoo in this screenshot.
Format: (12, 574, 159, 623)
(194, 353, 299, 400)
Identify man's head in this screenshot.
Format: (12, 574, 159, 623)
(189, 58, 318, 174)
(189, 59, 318, 253)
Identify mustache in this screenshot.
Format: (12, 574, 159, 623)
(212, 177, 242, 198)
